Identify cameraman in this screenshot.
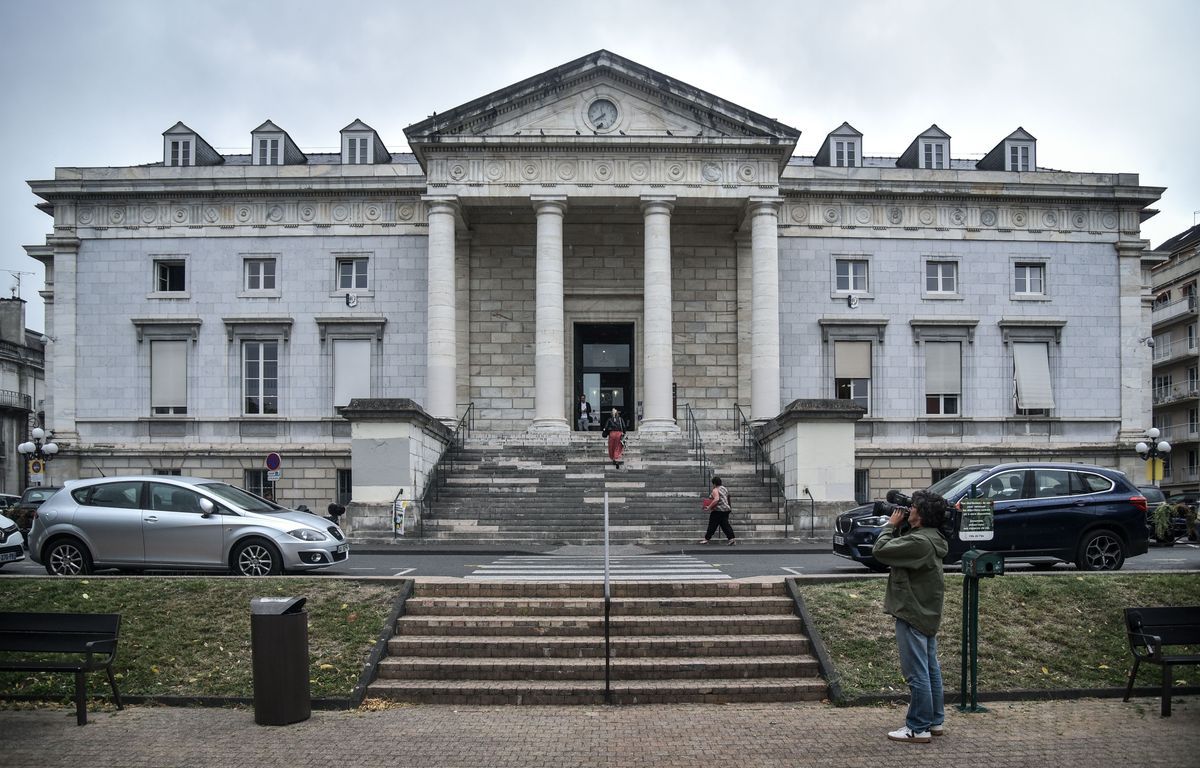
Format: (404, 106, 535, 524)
(873, 490, 949, 744)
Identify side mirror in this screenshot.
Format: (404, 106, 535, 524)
(199, 497, 215, 517)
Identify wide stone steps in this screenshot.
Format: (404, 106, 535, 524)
(365, 580, 826, 705)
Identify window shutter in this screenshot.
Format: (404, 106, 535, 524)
(925, 342, 961, 394)
(151, 340, 187, 409)
(835, 341, 871, 379)
(333, 339, 372, 406)
(1013, 342, 1054, 409)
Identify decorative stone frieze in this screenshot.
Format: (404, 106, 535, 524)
(780, 200, 1123, 238)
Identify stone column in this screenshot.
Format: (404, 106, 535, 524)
(529, 196, 570, 432)
(424, 196, 458, 423)
(640, 196, 679, 432)
(749, 197, 783, 422)
(44, 236, 81, 444)
(1116, 236, 1156, 479)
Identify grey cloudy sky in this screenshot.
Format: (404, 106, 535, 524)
(2, 0, 1196, 332)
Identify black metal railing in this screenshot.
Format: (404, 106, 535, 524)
(418, 402, 475, 518)
(682, 403, 712, 491)
(734, 403, 797, 534)
(0, 390, 32, 411)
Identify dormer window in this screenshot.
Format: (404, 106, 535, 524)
(161, 122, 222, 167)
(168, 139, 192, 167)
(921, 141, 946, 169)
(257, 137, 282, 166)
(976, 128, 1036, 172)
(815, 123, 863, 169)
(339, 120, 390, 166)
(834, 139, 858, 167)
(1007, 142, 1034, 171)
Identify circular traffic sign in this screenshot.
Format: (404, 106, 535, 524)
(265, 452, 282, 471)
(29, 459, 43, 474)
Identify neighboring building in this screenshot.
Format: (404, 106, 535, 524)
(1149, 224, 1200, 496)
(0, 298, 46, 494)
(23, 50, 1164, 510)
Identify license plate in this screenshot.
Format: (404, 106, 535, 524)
(336, 543, 349, 554)
(833, 534, 845, 546)
(0, 550, 21, 562)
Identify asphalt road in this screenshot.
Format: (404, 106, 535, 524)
(4, 541, 1199, 579)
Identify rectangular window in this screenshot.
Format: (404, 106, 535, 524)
(244, 258, 277, 291)
(924, 342, 961, 415)
(922, 142, 945, 169)
(835, 340, 871, 412)
(1189, 325, 1197, 351)
(244, 469, 275, 501)
(153, 468, 182, 476)
(1008, 144, 1030, 171)
(337, 257, 369, 290)
(243, 340, 279, 415)
(1189, 408, 1198, 435)
(169, 140, 191, 167)
(835, 259, 868, 292)
(1189, 366, 1199, 393)
(150, 340, 187, 415)
(834, 140, 857, 167)
(337, 469, 353, 505)
(1188, 449, 1198, 476)
(333, 339, 372, 407)
(257, 138, 280, 165)
(1014, 263, 1045, 295)
(1013, 342, 1054, 414)
(346, 137, 368, 164)
(854, 468, 870, 505)
(155, 260, 186, 292)
(925, 261, 957, 293)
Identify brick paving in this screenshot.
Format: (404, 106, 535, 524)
(1, 697, 1196, 767)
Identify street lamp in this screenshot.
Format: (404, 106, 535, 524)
(18, 427, 59, 486)
(1134, 427, 1172, 488)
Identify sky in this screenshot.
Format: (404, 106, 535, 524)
(1, 0, 1197, 332)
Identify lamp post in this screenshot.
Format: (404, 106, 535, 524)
(18, 427, 59, 487)
(1134, 427, 1172, 488)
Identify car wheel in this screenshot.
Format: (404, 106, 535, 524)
(232, 539, 282, 576)
(1075, 530, 1126, 571)
(44, 537, 94, 576)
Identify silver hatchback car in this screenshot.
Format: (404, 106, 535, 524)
(28, 476, 348, 576)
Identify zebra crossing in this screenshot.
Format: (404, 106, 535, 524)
(465, 553, 731, 581)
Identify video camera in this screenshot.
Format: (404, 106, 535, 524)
(872, 490, 913, 517)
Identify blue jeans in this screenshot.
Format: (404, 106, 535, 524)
(895, 618, 944, 733)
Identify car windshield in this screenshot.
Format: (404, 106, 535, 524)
(199, 482, 282, 514)
(25, 488, 59, 502)
(928, 467, 990, 500)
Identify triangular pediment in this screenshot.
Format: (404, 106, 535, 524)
(405, 50, 799, 168)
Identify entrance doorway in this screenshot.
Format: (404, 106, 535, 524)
(575, 323, 635, 431)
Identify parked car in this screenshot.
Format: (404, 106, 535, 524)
(8, 485, 63, 538)
(28, 476, 348, 576)
(833, 463, 1150, 571)
(0, 493, 21, 510)
(1140, 486, 1190, 542)
(0, 511, 26, 567)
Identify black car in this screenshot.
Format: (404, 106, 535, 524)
(8, 486, 63, 538)
(833, 463, 1150, 571)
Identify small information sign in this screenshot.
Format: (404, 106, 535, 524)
(267, 470, 281, 482)
(958, 498, 995, 542)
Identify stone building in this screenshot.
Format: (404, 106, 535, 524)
(24, 50, 1164, 514)
(0, 298, 46, 494)
(1148, 224, 1199, 496)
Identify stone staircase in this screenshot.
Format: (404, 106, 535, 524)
(366, 580, 827, 705)
(412, 431, 785, 545)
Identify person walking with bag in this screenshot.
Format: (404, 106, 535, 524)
(698, 476, 736, 545)
(603, 408, 626, 468)
(873, 490, 949, 743)
(576, 394, 593, 432)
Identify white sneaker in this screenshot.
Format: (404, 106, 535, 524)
(887, 727, 931, 743)
(930, 724, 944, 737)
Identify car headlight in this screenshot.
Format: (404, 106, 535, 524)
(857, 516, 889, 528)
(287, 528, 328, 542)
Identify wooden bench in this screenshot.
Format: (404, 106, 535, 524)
(0, 612, 124, 725)
(1123, 606, 1200, 716)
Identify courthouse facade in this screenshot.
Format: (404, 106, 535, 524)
(25, 51, 1165, 506)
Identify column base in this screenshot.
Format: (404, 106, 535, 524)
(527, 418, 570, 433)
(638, 418, 680, 433)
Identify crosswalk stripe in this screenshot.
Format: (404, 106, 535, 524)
(466, 554, 730, 581)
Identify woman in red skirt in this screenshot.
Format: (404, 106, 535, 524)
(603, 408, 626, 469)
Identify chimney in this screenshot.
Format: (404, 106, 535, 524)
(0, 298, 26, 345)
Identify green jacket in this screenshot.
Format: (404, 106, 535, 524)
(873, 525, 949, 637)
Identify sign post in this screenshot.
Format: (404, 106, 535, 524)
(957, 493, 1002, 713)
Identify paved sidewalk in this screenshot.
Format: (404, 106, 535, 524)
(2, 697, 1196, 767)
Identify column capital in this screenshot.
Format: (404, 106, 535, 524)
(746, 196, 784, 215)
(421, 195, 460, 214)
(640, 195, 676, 215)
(531, 195, 569, 215)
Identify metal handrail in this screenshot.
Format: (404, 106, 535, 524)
(418, 402, 475, 518)
(0, 390, 32, 411)
(682, 403, 712, 490)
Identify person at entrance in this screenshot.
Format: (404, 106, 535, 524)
(603, 408, 626, 468)
(873, 490, 949, 744)
(699, 476, 736, 545)
(577, 395, 593, 432)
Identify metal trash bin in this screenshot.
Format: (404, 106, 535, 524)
(250, 596, 311, 726)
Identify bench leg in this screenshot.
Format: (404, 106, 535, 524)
(1161, 663, 1172, 717)
(1123, 658, 1140, 702)
(106, 666, 123, 711)
(74, 671, 87, 726)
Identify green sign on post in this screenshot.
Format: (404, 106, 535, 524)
(958, 495, 999, 713)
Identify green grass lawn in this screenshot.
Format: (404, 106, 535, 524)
(796, 572, 1200, 701)
(0, 578, 398, 701)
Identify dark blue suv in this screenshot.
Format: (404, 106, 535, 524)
(832, 463, 1149, 571)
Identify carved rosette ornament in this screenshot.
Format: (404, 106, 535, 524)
(702, 162, 721, 182)
(1042, 211, 1058, 228)
(980, 209, 998, 227)
(738, 164, 756, 182)
(1012, 210, 1027, 227)
(630, 161, 649, 181)
(110, 208, 125, 224)
(78, 207, 94, 225)
(594, 162, 613, 181)
(1102, 213, 1118, 229)
(790, 205, 808, 224)
(950, 208, 965, 226)
(823, 207, 840, 224)
(918, 208, 935, 226)
(557, 162, 577, 181)
(236, 205, 252, 223)
(521, 162, 539, 181)
(667, 163, 685, 181)
(1071, 211, 1087, 229)
(887, 207, 903, 225)
(140, 207, 157, 225)
(855, 207, 872, 225)
(299, 205, 316, 222)
(398, 204, 415, 221)
(449, 163, 468, 181)
(365, 204, 381, 222)
(332, 205, 349, 222)
(266, 206, 284, 223)
(204, 206, 221, 224)
(485, 161, 504, 181)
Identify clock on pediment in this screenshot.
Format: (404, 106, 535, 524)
(587, 98, 619, 130)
